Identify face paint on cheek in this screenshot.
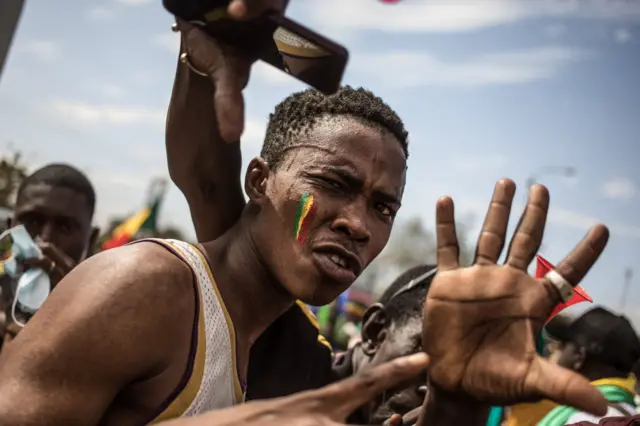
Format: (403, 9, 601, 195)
(293, 192, 317, 245)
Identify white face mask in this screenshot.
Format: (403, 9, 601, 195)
(0, 225, 51, 327)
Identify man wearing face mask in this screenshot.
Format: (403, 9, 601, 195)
(0, 164, 98, 350)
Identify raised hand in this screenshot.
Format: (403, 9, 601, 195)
(158, 353, 429, 426)
(174, 0, 285, 142)
(423, 179, 609, 416)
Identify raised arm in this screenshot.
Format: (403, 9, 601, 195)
(165, 38, 245, 241)
(0, 243, 195, 426)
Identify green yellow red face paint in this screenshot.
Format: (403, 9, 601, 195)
(293, 192, 317, 245)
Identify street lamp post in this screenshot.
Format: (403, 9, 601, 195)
(619, 268, 633, 312)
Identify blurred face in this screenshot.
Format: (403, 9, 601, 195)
(11, 183, 94, 263)
(549, 341, 584, 371)
(357, 315, 425, 424)
(249, 116, 406, 305)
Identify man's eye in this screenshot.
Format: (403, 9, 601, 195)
(321, 178, 343, 190)
(377, 204, 393, 216)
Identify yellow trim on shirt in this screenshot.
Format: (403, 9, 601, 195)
(149, 240, 207, 424)
(192, 247, 245, 404)
(295, 301, 334, 355)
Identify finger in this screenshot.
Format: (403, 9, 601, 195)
(37, 243, 75, 271)
(435, 197, 459, 271)
(505, 184, 550, 271)
(526, 356, 607, 417)
(323, 352, 429, 420)
(474, 179, 516, 265)
(228, 0, 285, 20)
(401, 407, 421, 426)
(21, 258, 50, 271)
(382, 414, 402, 426)
(550, 224, 609, 289)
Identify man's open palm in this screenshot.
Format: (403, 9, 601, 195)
(424, 179, 609, 416)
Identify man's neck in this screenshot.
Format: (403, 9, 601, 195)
(201, 220, 294, 346)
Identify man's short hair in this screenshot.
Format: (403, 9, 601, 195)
(261, 86, 409, 169)
(17, 164, 96, 217)
(379, 264, 437, 327)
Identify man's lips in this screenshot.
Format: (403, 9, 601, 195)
(312, 242, 363, 276)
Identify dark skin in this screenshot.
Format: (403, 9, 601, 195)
(0, 182, 98, 349)
(551, 342, 627, 382)
(0, 110, 407, 425)
(352, 306, 426, 424)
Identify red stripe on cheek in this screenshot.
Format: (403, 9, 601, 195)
(296, 204, 317, 245)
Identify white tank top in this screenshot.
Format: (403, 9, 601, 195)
(138, 239, 245, 424)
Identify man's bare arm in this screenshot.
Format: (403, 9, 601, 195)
(0, 243, 195, 426)
(166, 52, 245, 242)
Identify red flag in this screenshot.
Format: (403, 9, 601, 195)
(535, 254, 592, 322)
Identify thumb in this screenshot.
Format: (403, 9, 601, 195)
(322, 352, 429, 421)
(526, 356, 608, 417)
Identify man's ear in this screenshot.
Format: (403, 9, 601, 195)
(244, 157, 270, 206)
(360, 303, 387, 357)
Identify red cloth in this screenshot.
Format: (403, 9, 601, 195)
(535, 255, 593, 321)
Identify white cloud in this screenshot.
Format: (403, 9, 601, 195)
(614, 28, 632, 44)
(86, 6, 116, 20)
(18, 40, 61, 62)
(601, 178, 636, 200)
(154, 32, 180, 54)
(241, 119, 267, 154)
(114, 0, 151, 5)
(302, 0, 640, 35)
(101, 85, 126, 99)
(352, 46, 590, 88)
(544, 23, 567, 38)
(46, 100, 165, 126)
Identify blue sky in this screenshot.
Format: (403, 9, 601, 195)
(0, 0, 639, 322)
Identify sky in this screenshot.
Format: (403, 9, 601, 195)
(0, 0, 639, 322)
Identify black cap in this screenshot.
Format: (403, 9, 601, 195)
(545, 306, 640, 373)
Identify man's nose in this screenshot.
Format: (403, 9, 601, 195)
(331, 199, 371, 243)
(36, 222, 57, 245)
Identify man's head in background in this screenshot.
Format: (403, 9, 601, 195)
(351, 264, 436, 424)
(547, 306, 640, 382)
(9, 164, 98, 263)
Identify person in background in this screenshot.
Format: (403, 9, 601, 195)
(0, 164, 98, 352)
(333, 264, 436, 424)
(539, 307, 640, 425)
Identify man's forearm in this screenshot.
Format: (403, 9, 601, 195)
(165, 49, 245, 241)
(417, 389, 490, 426)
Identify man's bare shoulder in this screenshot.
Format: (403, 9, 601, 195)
(65, 240, 194, 301)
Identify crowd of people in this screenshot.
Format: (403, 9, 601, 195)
(0, 1, 637, 425)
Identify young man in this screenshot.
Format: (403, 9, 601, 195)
(0, 79, 410, 425)
(540, 307, 640, 425)
(0, 164, 98, 350)
(333, 264, 437, 424)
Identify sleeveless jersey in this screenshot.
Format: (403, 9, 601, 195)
(135, 239, 245, 424)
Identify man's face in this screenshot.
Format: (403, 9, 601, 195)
(11, 183, 93, 263)
(549, 341, 584, 371)
(253, 116, 407, 305)
(361, 316, 425, 424)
